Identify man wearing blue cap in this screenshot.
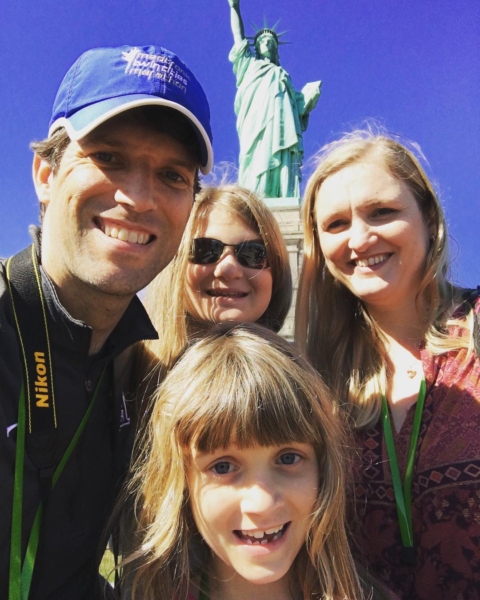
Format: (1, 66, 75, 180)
(0, 45, 213, 599)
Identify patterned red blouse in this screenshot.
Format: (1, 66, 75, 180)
(353, 295, 480, 600)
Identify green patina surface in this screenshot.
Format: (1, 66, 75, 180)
(228, 0, 321, 201)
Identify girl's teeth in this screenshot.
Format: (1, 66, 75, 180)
(265, 526, 282, 535)
(240, 524, 286, 544)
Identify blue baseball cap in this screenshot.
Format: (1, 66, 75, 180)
(48, 45, 213, 174)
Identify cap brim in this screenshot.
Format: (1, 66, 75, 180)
(49, 95, 213, 175)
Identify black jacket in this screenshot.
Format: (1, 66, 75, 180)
(0, 239, 157, 599)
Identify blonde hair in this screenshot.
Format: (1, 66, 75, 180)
(125, 323, 372, 600)
(138, 185, 292, 382)
(295, 128, 475, 430)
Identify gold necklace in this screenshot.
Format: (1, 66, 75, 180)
(406, 366, 418, 379)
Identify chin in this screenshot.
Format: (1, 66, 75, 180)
(347, 280, 390, 301)
(356, 289, 396, 311)
(237, 569, 287, 585)
(211, 309, 247, 323)
(85, 272, 150, 298)
(216, 314, 246, 323)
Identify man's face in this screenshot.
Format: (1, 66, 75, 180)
(34, 112, 197, 301)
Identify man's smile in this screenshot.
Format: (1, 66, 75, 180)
(95, 218, 154, 245)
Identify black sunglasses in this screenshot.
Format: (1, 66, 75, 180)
(189, 238, 268, 269)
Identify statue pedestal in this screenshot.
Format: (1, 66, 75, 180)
(263, 196, 301, 208)
(268, 200, 304, 340)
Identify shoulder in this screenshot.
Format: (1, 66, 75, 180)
(0, 259, 14, 320)
(456, 287, 480, 355)
(449, 286, 480, 339)
(454, 286, 480, 316)
(229, 38, 253, 62)
(0, 259, 7, 290)
(468, 287, 480, 314)
(467, 287, 480, 357)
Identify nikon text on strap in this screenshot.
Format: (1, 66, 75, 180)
(6, 245, 58, 485)
(6, 244, 106, 599)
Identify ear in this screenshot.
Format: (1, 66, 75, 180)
(32, 154, 53, 208)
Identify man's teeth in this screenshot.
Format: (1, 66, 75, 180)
(356, 254, 389, 268)
(104, 225, 150, 245)
(239, 524, 286, 545)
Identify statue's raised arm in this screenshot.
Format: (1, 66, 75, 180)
(228, 0, 245, 44)
(227, 3, 322, 201)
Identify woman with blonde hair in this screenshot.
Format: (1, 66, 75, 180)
(295, 128, 480, 599)
(138, 184, 292, 378)
(124, 323, 392, 600)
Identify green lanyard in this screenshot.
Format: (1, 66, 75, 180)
(9, 367, 106, 599)
(6, 248, 107, 599)
(381, 379, 427, 565)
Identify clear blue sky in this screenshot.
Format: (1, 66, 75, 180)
(1, 0, 478, 286)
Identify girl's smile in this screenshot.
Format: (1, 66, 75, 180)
(235, 522, 289, 544)
(186, 442, 319, 588)
(185, 205, 273, 324)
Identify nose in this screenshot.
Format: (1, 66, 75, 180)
(213, 249, 244, 280)
(240, 480, 283, 515)
(114, 166, 157, 213)
(348, 218, 378, 253)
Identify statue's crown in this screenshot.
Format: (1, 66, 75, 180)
(249, 18, 289, 47)
(254, 28, 280, 45)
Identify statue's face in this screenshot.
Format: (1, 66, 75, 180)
(255, 33, 278, 63)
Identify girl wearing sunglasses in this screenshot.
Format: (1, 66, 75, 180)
(122, 323, 393, 600)
(140, 185, 292, 371)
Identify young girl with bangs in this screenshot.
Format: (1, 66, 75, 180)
(122, 323, 392, 600)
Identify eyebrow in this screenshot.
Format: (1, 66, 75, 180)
(80, 133, 126, 149)
(316, 209, 345, 226)
(361, 198, 399, 208)
(319, 197, 400, 219)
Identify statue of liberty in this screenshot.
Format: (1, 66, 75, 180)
(227, 0, 321, 200)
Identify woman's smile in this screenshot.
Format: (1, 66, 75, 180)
(316, 159, 430, 313)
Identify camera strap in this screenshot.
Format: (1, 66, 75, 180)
(6, 246, 58, 480)
(6, 245, 106, 600)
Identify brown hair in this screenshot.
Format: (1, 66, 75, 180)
(141, 184, 292, 374)
(295, 128, 472, 430)
(125, 323, 372, 600)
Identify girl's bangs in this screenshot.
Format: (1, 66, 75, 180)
(177, 374, 321, 453)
